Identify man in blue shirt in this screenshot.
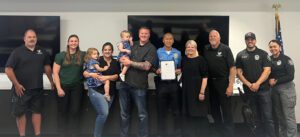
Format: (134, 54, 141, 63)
(155, 33, 182, 137)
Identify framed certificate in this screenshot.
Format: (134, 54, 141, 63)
(160, 61, 176, 80)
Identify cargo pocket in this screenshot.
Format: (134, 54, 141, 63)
(287, 94, 296, 108)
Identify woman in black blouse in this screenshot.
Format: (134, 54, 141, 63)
(268, 40, 297, 137)
(83, 42, 120, 137)
(181, 40, 209, 137)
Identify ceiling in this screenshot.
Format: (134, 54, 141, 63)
(0, 0, 299, 12)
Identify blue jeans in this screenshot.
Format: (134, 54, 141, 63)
(246, 89, 276, 137)
(119, 82, 148, 137)
(88, 87, 114, 137)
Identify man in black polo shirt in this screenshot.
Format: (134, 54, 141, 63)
(203, 30, 236, 137)
(119, 27, 157, 137)
(5, 29, 54, 137)
(236, 32, 275, 137)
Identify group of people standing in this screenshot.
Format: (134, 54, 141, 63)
(5, 27, 297, 137)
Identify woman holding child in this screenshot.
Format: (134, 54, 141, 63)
(83, 42, 120, 137)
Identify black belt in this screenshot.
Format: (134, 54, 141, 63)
(210, 77, 228, 80)
(160, 80, 177, 84)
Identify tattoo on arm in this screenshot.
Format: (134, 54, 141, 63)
(131, 61, 152, 71)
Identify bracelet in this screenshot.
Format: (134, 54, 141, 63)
(200, 92, 205, 95)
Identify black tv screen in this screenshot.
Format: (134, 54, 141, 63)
(128, 15, 229, 55)
(0, 15, 60, 72)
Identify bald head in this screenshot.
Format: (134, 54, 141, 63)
(209, 30, 221, 48)
(24, 29, 37, 48)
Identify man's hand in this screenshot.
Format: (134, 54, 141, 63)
(175, 69, 181, 75)
(120, 56, 132, 67)
(156, 68, 161, 75)
(250, 82, 260, 92)
(15, 83, 25, 97)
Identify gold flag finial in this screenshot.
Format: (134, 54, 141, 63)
(272, 3, 281, 12)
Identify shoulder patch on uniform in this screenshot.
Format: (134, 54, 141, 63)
(288, 59, 294, 65)
(267, 56, 271, 61)
(174, 53, 178, 59)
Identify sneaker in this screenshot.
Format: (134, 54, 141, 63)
(119, 73, 125, 82)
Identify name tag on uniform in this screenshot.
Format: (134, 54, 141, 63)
(160, 61, 176, 80)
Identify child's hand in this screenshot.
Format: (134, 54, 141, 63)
(129, 37, 133, 46)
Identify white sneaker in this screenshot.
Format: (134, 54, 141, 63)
(119, 73, 125, 82)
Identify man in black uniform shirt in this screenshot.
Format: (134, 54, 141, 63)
(5, 29, 54, 137)
(236, 32, 275, 137)
(203, 30, 236, 137)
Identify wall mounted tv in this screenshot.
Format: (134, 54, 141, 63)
(0, 15, 60, 72)
(128, 15, 229, 55)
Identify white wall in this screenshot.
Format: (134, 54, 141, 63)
(0, 11, 299, 122)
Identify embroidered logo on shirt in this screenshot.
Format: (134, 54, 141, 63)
(277, 60, 282, 66)
(254, 55, 260, 60)
(216, 52, 222, 57)
(36, 50, 43, 54)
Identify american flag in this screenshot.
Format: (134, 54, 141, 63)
(275, 12, 284, 54)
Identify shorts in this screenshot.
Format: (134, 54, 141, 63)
(11, 87, 44, 117)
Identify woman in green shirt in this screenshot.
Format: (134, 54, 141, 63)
(53, 34, 85, 137)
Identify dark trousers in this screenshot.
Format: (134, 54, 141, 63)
(57, 84, 83, 136)
(119, 82, 148, 137)
(184, 116, 209, 137)
(156, 80, 182, 137)
(208, 78, 235, 137)
(246, 89, 276, 137)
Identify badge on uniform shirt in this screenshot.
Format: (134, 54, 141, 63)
(254, 55, 260, 60)
(36, 49, 43, 54)
(216, 51, 222, 57)
(277, 60, 282, 66)
(174, 53, 178, 59)
(288, 59, 294, 65)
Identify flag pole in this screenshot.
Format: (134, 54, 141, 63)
(272, 3, 284, 54)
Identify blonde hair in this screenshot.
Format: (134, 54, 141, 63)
(84, 48, 99, 63)
(120, 30, 131, 38)
(185, 40, 199, 56)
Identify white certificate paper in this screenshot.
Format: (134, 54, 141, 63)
(160, 61, 176, 80)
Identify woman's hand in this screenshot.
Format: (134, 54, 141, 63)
(57, 88, 65, 97)
(198, 92, 205, 101)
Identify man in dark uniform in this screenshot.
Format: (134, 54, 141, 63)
(203, 30, 236, 137)
(119, 27, 157, 137)
(5, 29, 54, 137)
(236, 32, 275, 137)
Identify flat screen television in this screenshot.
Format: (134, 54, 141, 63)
(128, 15, 229, 55)
(0, 15, 60, 72)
